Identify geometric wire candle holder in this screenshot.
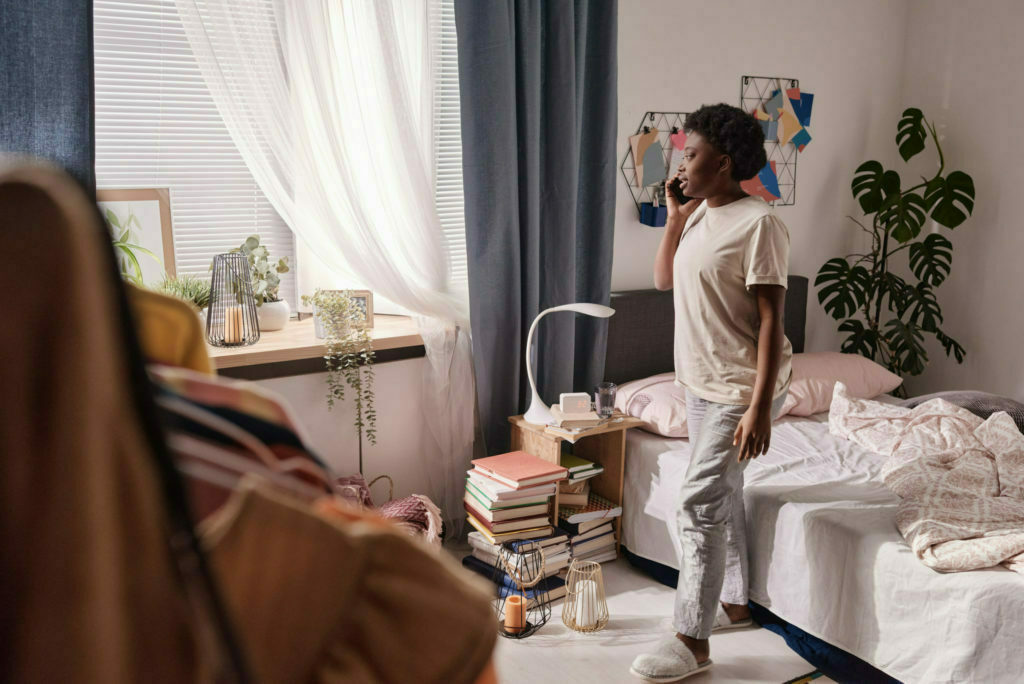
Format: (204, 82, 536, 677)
(561, 559, 609, 633)
(206, 253, 260, 347)
(494, 541, 551, 639)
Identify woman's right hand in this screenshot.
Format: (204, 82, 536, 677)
(665, 174, 698, 223)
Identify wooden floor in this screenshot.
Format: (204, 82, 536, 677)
(446, 544, 836, 684)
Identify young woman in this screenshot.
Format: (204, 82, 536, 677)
(631, 104, 793, 682)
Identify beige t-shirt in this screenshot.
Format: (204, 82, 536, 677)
(672, 195, 793, 405)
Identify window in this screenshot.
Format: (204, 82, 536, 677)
(93, 0, 296, 305)
(429, 0, 467, 286)
(95, 0, 465, 306)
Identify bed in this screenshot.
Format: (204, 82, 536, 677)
(604, 278, 1024, 684)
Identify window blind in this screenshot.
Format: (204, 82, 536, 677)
(429, 0, 468, 285)
(93, 0, 296, 305)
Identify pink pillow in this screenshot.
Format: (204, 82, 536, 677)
(614, 372, 688, 438)
(782, 352, 903, 416)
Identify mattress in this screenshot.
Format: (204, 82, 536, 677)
(621, 414, 1024, 684)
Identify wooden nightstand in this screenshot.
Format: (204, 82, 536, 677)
(508, 413, 644, 555)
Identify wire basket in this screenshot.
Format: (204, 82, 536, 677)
(494, 541, 551, 639)
(206, 253, 260, 347)
(561, 559, 609, 633)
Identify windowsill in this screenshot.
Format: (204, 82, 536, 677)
(208, 314, 424, 379)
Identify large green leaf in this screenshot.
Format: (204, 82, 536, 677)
(934, 328, 966, 363)
(115, 243, 143, 284)
(815, 258, 871, 320)
(908, 233, 953, 286)
(105, 208, 122, 230)
(902, 282, 943, 331)
(884, 318, 928, 376)
(838, 319, 880, 360)
(896, 108, 927, 161)
(879, 192, 928, 243)
(852, 161, 901, 214)
(924, 172, 975, 228)
(241, 235, 260, 254)
(878, 272, 909, 314)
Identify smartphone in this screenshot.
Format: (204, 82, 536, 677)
(667, 176, 693, 205)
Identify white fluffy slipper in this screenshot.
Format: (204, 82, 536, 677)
(630, 636, 713, 682)
(712, 603, 753, 632)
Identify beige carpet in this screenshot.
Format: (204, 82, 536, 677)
(472, 555, 829, 684)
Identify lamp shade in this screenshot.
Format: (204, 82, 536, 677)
(523, 302, 616, 426)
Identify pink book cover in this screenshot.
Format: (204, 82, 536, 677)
(471, 451, 567, 485)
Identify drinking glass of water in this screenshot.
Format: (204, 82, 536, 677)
(594, 382, 617, 418)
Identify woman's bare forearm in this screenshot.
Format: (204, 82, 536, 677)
(751, 285, 785, 411)
(653, 216, 685, 290)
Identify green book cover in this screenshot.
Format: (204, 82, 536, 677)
(560, 453, 596, 473)
(465, 479, 549, 511)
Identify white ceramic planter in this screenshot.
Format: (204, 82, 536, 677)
(257, 299, 290, 331)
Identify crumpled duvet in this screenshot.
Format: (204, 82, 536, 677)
(829, 382, 1024, 574)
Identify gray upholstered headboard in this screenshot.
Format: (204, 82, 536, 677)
(602, 275, 808, 385)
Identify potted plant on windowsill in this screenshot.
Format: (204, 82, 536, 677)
(232, 234, 291, 331)
(302, 288, 376, 470)
(156, 274, 211, 324)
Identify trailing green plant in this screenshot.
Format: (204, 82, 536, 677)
(302, 289, 376, 448)
(156, 274, 211, 310)
(105, 207, 162, 285)
(232, 234, 289, 305)
(815, 108, 975, 394)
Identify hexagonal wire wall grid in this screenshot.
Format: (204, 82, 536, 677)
(739, 75, 800, 206)
(619, 111, 689, 215)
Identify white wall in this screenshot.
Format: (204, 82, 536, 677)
(897, 0, 1024, 399)
(257, 358, 442, 501)
(613, 0, 911, 355)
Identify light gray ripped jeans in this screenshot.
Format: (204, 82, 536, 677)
(674, 389, 788, 639)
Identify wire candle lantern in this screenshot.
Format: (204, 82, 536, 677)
(494, 541, 551, 639)
(562, 559, 609, 633)
(207, 253, 260, 347)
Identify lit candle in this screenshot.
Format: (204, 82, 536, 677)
(504, 594, 526, 634)
(224, 305, 242, 344)
(572, 579, 598, 629)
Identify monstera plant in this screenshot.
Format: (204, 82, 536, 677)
(816, 108, 975, 394)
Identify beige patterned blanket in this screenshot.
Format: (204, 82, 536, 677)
(829, 382, 1024, 574)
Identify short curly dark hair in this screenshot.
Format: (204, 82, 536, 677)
(684, 104, 767, 181)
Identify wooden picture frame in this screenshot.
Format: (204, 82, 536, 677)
(349, 290, 374, 329)
(97, 188, 175, 285)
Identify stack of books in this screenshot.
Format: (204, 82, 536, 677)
(461, 548, 568, 606)
(557, 454, 605, 508)
(466, 529, 571, 578)
(550, 405, 606, 429)
(543, 406, 617, 442)
(559, 492, 622, 564)
(462, 529, 571, 604)
(464, 451, 568, 544)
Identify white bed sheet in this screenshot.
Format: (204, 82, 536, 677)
(621, 415, 1024, 683)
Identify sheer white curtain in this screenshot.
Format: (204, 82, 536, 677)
(176, 0, 473, 531)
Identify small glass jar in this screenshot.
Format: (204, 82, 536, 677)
(594, 382, 617, 418)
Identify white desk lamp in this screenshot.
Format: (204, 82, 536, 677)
(523, 303, 616, 426)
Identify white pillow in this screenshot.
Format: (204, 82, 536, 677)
(782, 351, 903, 416)
(614, 372, 688, 438)
(614, 352, 903, 435)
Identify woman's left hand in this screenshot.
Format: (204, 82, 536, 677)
(733, 403, 773, 461)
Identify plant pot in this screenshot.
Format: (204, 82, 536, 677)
(313, 302, 350, 339)
(257, 299, 290, 331)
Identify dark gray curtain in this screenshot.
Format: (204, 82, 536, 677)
(456, 0, 617, 453)
(0, 1, 95, 196)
